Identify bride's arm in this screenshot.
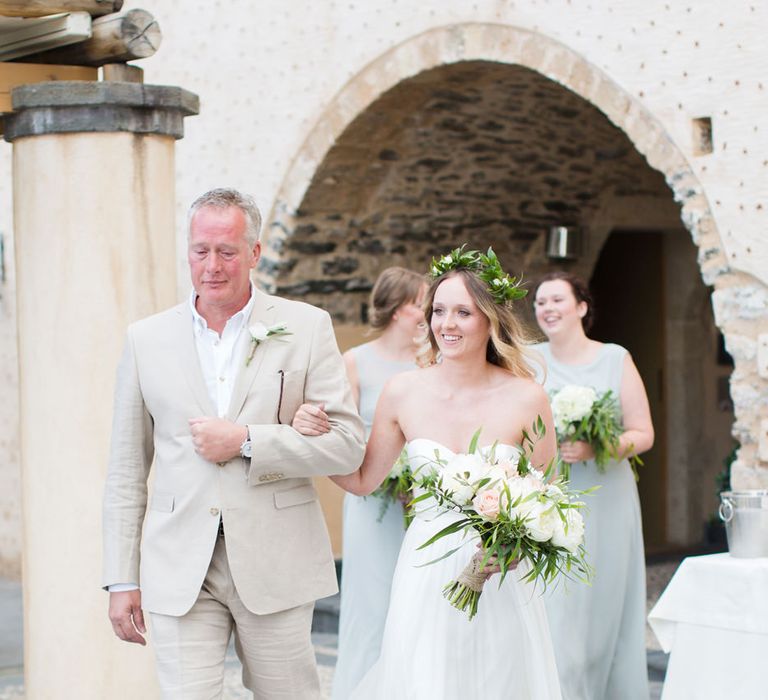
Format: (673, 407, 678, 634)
(331, 381, 406, 496)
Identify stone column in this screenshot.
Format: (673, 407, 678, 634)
(4, 81, 198, 698)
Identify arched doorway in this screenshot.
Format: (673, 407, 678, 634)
(590, 227, 734, 550)
(262, 25, 732, 552)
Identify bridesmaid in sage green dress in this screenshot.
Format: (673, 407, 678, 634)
(533, 271, 654, 700)
(295, 267, 427, 700)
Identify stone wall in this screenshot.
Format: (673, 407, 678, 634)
(267, 60, 672, 320)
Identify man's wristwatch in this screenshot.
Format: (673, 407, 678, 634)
(239, 428, 252, 459)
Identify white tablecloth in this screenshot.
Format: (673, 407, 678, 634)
(648, 553, 768, 699)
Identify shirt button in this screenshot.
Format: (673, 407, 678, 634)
(214, 340, 220, 346)
(210, 507, 220, 516)
(218, 376, 225, 382)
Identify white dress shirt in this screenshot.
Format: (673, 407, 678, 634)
(190, 284, 256, 417)
(108, 285, 256, 593)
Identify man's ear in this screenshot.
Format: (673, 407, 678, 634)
(250, 241, 262, 268)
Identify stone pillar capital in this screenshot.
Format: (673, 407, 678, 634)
(3, 81, 199, 142)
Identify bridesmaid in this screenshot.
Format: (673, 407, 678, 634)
(533, 271, 654, 700)
(311, 267, 426, 700)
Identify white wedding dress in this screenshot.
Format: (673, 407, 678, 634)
(350, 439, 562, 700)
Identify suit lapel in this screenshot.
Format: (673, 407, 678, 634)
(175, 305, 216, 416)
(226, 289, 277, 421)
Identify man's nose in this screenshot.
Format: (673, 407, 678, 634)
(205, 252, 222, 271)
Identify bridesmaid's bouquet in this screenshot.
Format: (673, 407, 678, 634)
(414, 420, 592, 620)
(550, 384, 642, 477)
(372, 448, 415, 529)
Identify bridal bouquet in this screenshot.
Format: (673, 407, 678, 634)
(550, 384, 642, 477)
(372, 448, 415, 529)
(413, 421, 591, 620)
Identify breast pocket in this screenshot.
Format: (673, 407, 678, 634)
(276, 369, 306, 425)
(149, 492, 175, 513)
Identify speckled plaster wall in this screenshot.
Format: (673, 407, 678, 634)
(0, 0, 766, 571)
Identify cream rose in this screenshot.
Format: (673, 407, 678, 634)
(473, 489, 502, 521)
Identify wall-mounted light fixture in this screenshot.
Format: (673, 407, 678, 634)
(546, 225, 582, 261)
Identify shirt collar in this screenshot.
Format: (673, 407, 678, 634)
(189, 282, 256, 336)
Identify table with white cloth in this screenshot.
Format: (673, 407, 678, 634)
(648, 553, 768, 699)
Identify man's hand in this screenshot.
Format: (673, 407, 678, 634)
(292, 403, 330, 436)
(559, 440, 595, 464)
(189, 417, 247, 463)
(108, 590, 147, 646)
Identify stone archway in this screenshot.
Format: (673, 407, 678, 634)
(262, 23, 763, 546)
(264, 23, 728, 289)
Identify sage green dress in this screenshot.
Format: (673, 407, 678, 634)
(331, 343, 412, 700)
(535, 342, 649, 700)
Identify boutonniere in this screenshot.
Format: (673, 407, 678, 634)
(246, 322, 292, 366)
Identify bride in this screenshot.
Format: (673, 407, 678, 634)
(293, 250, 562, 699)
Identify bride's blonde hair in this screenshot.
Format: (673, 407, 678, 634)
(418, 268, 541, 378)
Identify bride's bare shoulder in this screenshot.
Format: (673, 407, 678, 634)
(496, 369, 549, 405)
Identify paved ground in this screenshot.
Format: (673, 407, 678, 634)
(0, 559, 682, 699)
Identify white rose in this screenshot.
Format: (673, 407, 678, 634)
(545, 483, 566, 503)
(441, 453, 484, 505)
(483, 466, 511, 487)
(551, 509, 585, 553)
(249, 322, 268, 341)
(551, 385, 597, 426)
(520, 500, 558, 542)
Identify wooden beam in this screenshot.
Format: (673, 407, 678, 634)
(0, 61, 97, 113)
(0, 13, 92, 62)
(101, 62, 142, 83)
(13, 9, 159, 66)
(0, 1, 122, 17)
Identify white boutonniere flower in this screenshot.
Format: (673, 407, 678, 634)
(246, 322, 292, 366)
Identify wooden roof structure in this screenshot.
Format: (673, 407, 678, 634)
(0, 1, 161, 113)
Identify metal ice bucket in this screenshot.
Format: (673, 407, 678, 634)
(719, 490, 768, 558)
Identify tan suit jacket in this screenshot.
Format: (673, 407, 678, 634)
(102, 289, 365, 616)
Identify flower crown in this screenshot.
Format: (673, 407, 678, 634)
(430, 246, 528, 305)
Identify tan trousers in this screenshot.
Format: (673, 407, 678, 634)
(149, 534, 321, 699)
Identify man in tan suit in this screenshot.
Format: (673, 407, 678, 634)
(103, 188, 365, 698)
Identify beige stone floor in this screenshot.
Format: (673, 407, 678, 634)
(0, 559, 681, 700)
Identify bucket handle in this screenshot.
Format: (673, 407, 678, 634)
(719, 499, 734, 523)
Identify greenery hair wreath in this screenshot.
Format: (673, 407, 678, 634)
(429, 245, 528, 305)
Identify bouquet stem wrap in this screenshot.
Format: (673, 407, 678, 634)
(444, 551, 492, 620)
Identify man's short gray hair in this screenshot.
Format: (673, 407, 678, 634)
(187, 188, 263, 247)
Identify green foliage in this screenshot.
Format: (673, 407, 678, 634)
(429, 245, 528, 305)
(372, 447, 415, 529)
(557, 389, 643, 480)
(715, 444, 737, 494)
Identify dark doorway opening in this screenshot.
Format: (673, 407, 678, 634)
(590, 230, 668, 549)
